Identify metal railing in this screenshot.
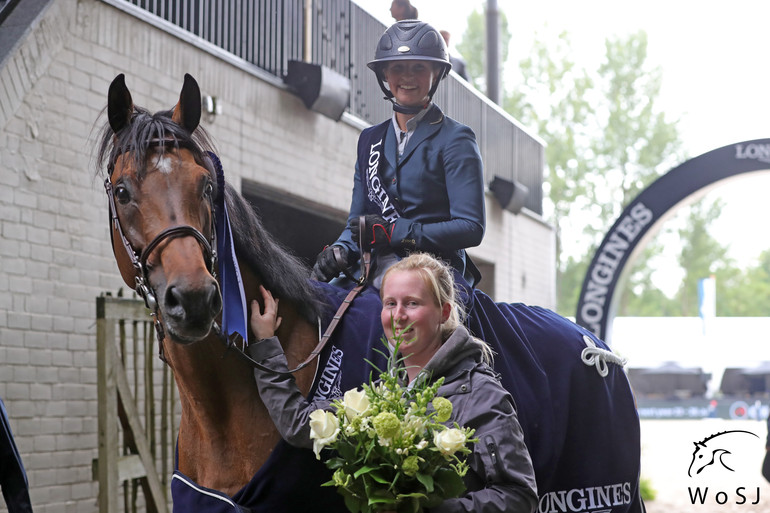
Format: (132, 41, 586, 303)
(0, 0, 21, 24)
(106, 0, 544, 214)
(122, 0, 307, 76)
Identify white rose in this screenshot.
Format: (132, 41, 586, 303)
(309, 409, 340, 459)
(342, 388, 370, 420)
(433, 428, 467, 456)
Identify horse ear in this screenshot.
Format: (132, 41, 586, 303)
(108, 74, 134, 134)
(172, 73, 201, 134)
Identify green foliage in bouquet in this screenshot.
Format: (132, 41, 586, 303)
(308, 332, 476, 513)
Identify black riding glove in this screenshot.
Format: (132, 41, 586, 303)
(350, 214, 394, 250)
(311, 245, 349, 282)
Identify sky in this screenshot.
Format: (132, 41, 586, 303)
(353, 0, 770, 294)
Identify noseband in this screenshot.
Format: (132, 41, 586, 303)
(104, 139, 218, 345)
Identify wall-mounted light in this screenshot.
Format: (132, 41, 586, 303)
(284, 60, 350, 121)
(488, 176, 529, 215)
(202, 94, 222, 123)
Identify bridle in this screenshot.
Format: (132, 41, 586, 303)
(104, 139, 372, 376)
(104, 139, 218, 348)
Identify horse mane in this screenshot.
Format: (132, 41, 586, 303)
(224, 184, 327, 322)
(696, 429, 759, 446)
(94, 105, 326, 323)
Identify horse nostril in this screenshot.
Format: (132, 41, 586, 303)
(165, 285, 183, 311)
(161, 279, 220, 333)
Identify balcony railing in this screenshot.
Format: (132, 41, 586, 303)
(103, 0, 544, 214)
(0, 0, 21, 24)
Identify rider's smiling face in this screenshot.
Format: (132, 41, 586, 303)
(383, 60, 439, 108)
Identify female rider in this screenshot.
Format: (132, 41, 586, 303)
(311, 20, 485, 288)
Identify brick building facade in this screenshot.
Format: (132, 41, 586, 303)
(0, 0, 554, 510)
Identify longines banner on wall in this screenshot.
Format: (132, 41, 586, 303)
(576, 139, 770, 342)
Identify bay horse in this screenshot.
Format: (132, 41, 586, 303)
(95, 74, 645, 513)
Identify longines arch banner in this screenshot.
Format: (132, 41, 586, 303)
(575, 138, 770, 343)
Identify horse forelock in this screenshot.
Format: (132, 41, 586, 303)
(96, 105, 215, 179)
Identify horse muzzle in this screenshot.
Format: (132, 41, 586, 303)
(157, 274, 222, 344)
(145, 231, 222, 344)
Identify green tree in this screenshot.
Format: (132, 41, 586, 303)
(502, 29, 680, 315)
(714, 265, 748, 316)
(458, 13, 691, 316)
(618, 240, 678, 316)
(502, 31, 594, 314)
(455, 8, 510, 92)
(460, 13, 770, 317)
(583, 33, 683, 317)
(718, 248, 770, 316)
(558, 253, 591, 316)
(589, 32, 683, 236)
(675, 199, 731, 316)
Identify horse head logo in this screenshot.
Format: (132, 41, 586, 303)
(688, 430, 759, 477)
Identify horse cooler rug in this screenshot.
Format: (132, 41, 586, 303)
(171, 277, 642, 513)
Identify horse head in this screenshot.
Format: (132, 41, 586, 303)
(99, 73, 222, 344)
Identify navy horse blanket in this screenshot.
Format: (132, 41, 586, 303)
(171, 281, 643, 513)
(0, 397, 33, 513)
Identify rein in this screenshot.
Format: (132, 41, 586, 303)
(222, 216, 372, 376)
(225, 247, 371, 376)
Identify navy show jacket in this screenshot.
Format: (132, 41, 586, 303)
(335, 104, 485, 277)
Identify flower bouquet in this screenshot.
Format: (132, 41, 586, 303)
(308, 335, 476, 513)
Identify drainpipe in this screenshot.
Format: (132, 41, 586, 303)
(304, 0, 313, 62)
(485, 0, 500, 104)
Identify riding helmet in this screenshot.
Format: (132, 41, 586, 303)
(367, 20, 451, 111)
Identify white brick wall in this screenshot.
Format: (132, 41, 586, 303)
(0, 1, 555, 511)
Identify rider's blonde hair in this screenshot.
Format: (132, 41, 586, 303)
(380, 253, 494, 364)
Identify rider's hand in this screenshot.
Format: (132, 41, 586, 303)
(250, 285, 282, 340)
(311, 245, 349, 282)
(351, 214, 393, 249)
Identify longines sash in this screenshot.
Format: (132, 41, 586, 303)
(359, 122, 402, 223)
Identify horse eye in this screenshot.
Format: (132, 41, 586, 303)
(203, 181, 214, 198)
(115, 185, 131, 204)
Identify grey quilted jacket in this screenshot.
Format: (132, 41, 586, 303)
(249, 325, 537, 513)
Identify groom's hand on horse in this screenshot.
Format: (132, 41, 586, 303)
(351, 214, 393, 249)
(312, 245, 350, 282)
(250, 285, 282, 340)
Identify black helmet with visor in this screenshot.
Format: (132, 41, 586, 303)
(367, 20, 452, 114)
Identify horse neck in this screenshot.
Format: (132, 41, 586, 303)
(162, 264, 320, 495)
